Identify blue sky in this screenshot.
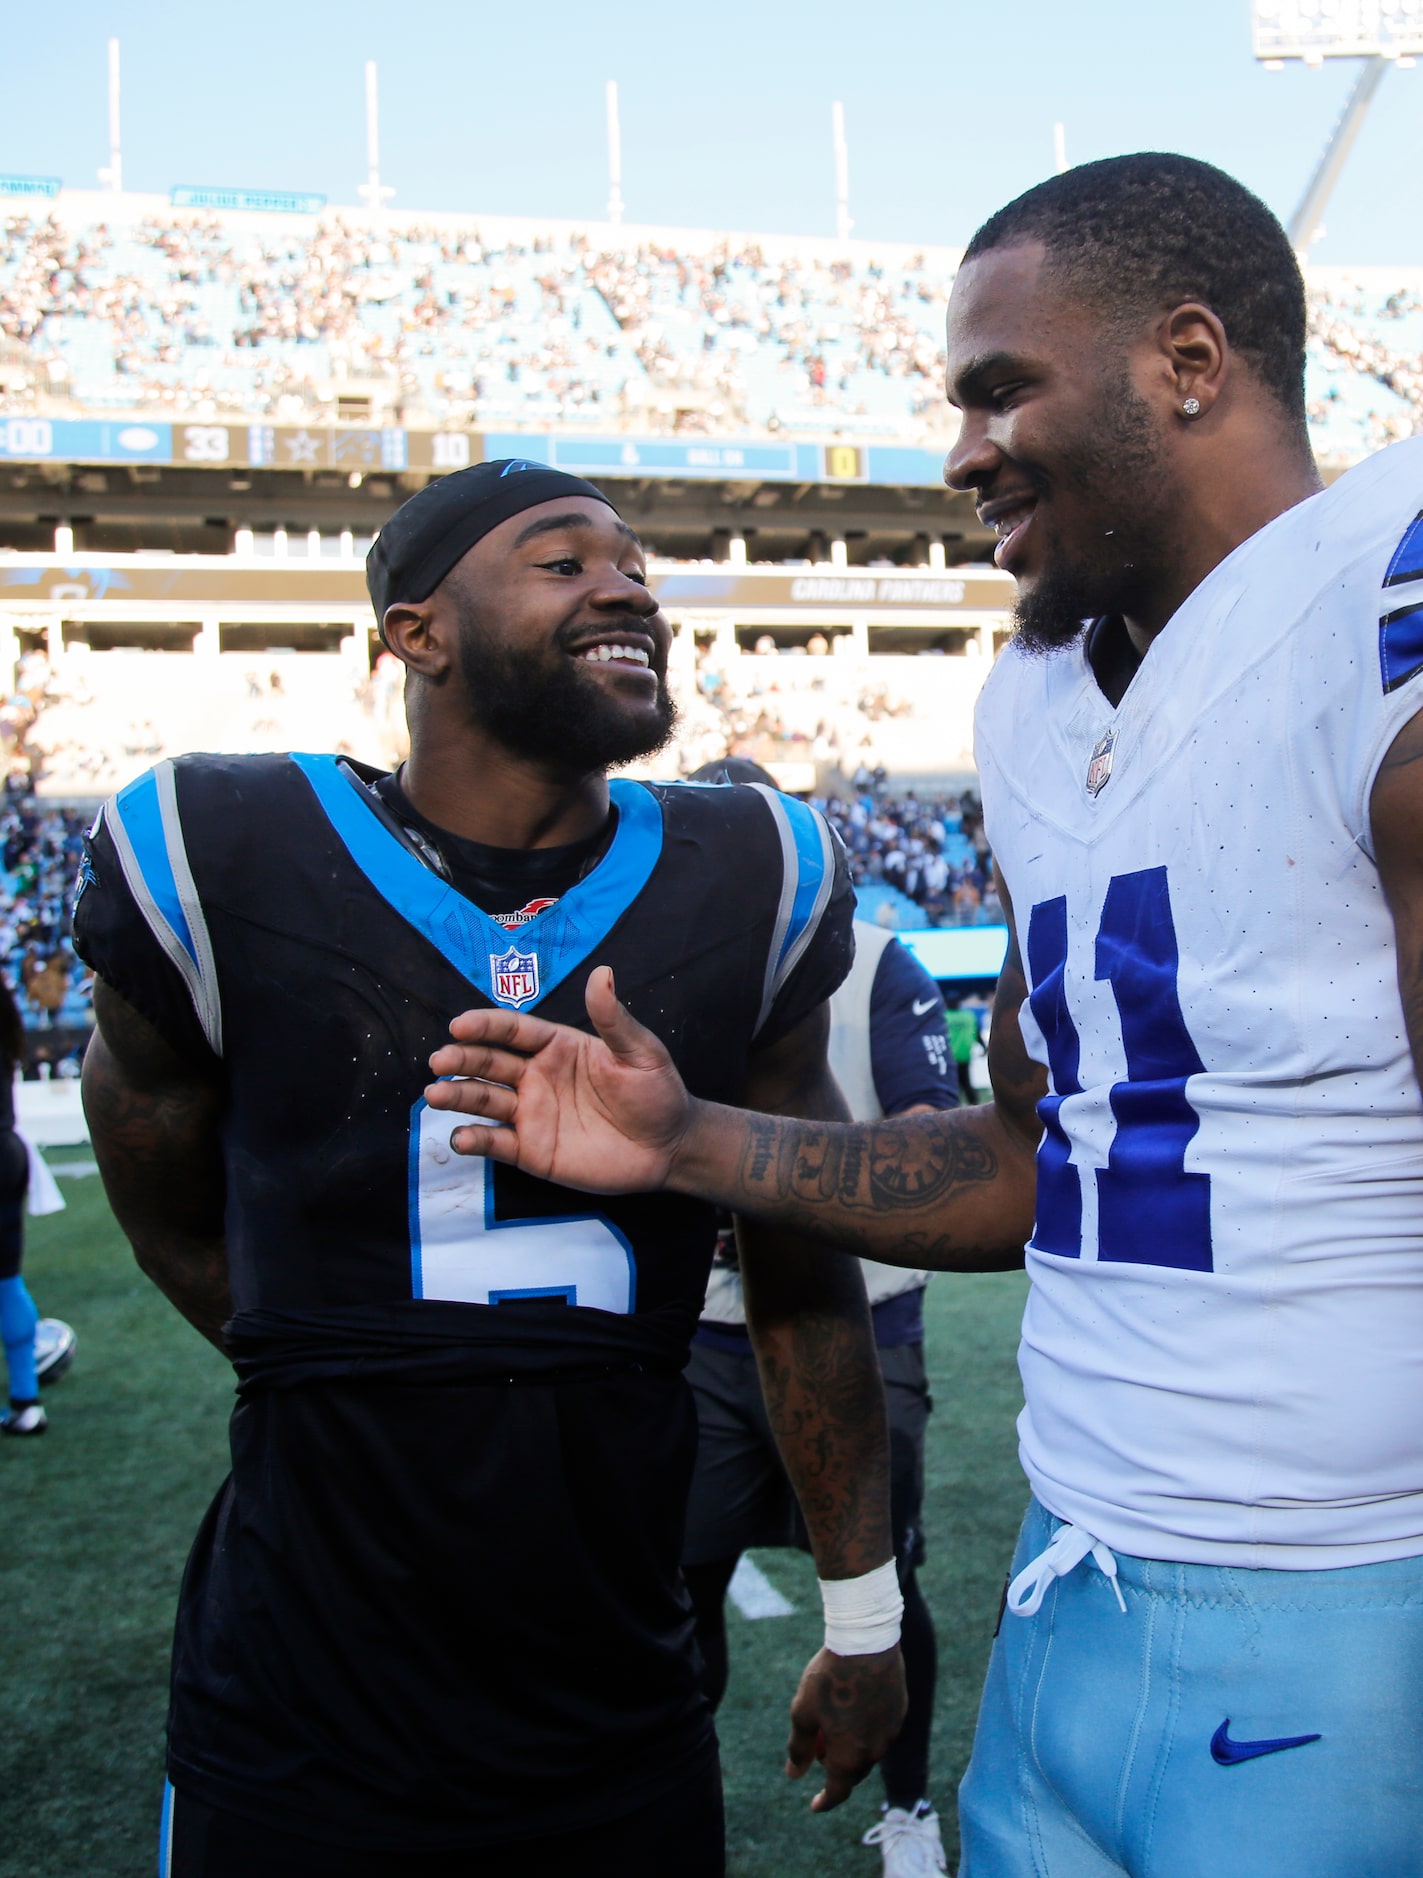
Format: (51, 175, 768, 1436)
(1, 0, 1418, 262)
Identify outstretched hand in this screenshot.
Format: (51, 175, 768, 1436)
(426, 967, 694, 1194)
(786, 1645, 908, 1813)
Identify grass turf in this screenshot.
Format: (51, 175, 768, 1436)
(0, 1168, 1029, 1878)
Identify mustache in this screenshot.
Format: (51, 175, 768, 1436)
(556, 614, 667, 659)
(986, 460, 1051, 503)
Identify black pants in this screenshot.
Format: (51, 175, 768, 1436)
(0, 1128, 28, 1281)
(166, 1751, 725, 1878)
(682, 1337, 937, 1811)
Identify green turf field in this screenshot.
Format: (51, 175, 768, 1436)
(0, 1163, 1029, 1878)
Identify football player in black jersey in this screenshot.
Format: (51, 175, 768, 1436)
(75, 461, 906, 1878)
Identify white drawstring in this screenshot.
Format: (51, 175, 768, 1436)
(1006, 1520, 1128, 1619)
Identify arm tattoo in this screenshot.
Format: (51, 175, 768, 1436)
(744, 1112, 997, 1213)
(754, 1307, 891, 1577)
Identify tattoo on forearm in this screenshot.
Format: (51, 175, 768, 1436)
(743, 1113, 997, 1214)
(755, 1305, 892, 1578)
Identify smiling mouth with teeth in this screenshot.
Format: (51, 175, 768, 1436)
(578, 643, 651, 667)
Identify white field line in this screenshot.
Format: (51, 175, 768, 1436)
(727, 1555, 796, 1619)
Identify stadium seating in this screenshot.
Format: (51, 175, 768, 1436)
(1306, 273, 1423, 460)
(0, 207, 954, 442)
(2, 203, 1418, 456)
(0, 792, 90, 1037)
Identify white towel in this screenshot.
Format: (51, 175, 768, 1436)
(18, 1128, 66, 1216)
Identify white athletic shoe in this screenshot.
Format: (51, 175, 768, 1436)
(35, 1318, 77, 1385)
(1, 1402, 47, 1436)
(862, 1802, 948, 1877)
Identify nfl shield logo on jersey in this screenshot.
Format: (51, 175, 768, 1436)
(490, 946, 540, 1008)
(1086, 727, 1116, 797)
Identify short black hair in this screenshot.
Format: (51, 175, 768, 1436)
(962, 153, 1307, 428)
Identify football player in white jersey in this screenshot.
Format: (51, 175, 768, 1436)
(423, 154, 1423, 1874)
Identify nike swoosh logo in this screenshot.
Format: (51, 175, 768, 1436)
(1210, 1720, 1321, 1766)
(912, 997, 938, 1016)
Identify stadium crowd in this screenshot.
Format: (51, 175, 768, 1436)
(1308, 277, 1423, 456)
(0, 211, 953, 440)
(2, 207, 1419, 452)
(0, 785, 90, 1050)
(819, 785, 1001, 928)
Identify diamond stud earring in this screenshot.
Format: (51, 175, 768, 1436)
(1182, 397, 1202, 418)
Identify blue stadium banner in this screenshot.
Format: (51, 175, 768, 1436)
(0, 418, 172, 464)
(0, 175, 61, 199)
(484, 432, 944, 488)
(171, 186, 326, 215)
(864, 446, 950, 487)
(485, 434, 803, 481)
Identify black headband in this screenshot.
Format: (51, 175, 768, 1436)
(365, 458, 621, 631)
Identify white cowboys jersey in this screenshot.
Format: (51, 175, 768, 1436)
(976, 436, 1423, 1569)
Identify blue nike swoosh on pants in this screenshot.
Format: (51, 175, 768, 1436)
(1210, 1719, 1322, 1765)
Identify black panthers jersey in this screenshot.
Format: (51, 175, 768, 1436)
(73, 753, 852, 1851)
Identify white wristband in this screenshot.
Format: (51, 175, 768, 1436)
(819, 1560, 904, 1656)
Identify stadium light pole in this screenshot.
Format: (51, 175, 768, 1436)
(606, 81, 625, 226)
(1252, 0, 1421, 255)
(358, 60, 395, 214)
(1287, 53, 1391, 251)
(98, 38, 122, 193)
(833, 101, 852, 242)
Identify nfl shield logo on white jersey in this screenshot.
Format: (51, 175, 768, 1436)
(1086, 728, 1116, 797)
(490, 946, 540, 1008)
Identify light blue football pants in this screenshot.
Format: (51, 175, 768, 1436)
(959, 1498, 1423, 1877)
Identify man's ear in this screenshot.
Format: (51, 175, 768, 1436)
(381, 599, 453, 684)
(1157, 300, 1228, 424)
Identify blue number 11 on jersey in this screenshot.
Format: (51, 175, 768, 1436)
(1027, 866, 1213, 1273)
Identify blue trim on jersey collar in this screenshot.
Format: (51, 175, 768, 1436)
(289, 753, 663, 1007)
(112, 769, 198, 967)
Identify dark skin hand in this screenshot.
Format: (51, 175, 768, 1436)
(424, 885, 1041, 1272)
(735, 1003, 906, 1809)
(81, 979, 229, 1347)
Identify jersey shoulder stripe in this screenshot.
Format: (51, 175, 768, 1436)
(747, 783, 836, 1034)
(289, 753, 663, 1007)
(102, 760, 223, 1053)
(1381, 509, 1423, 694)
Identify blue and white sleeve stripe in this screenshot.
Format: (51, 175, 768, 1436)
(105, 761, 223, 1055)
(750, 785, 837, 1036)
(1381, 509, 1423, 695)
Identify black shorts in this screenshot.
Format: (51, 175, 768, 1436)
(681, 1335, 931, 1574)
(162, 1747, 725, 1878)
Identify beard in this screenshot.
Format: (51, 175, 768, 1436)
(456, 616, 678, 772)
(1010, 374, 1178, 659)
